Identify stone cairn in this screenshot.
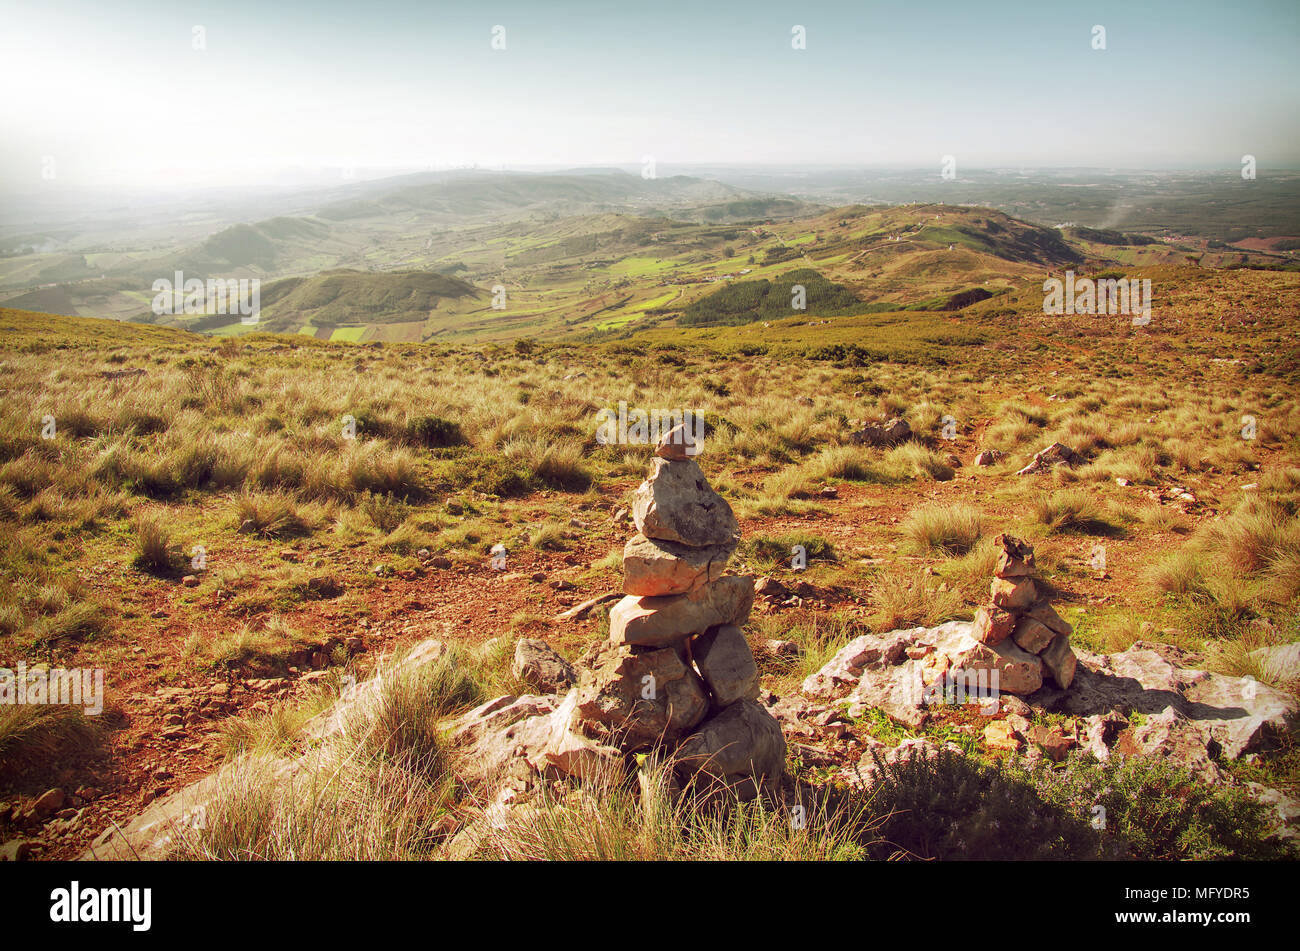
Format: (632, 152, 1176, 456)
(971, 534, 1077, 691)
(564, 423, 786, 799)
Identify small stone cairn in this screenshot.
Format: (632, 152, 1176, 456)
(971, 534, 1077, 690)
(565, 423, 786, 799)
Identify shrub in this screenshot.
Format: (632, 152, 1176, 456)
(0, 703, 115, 783)
(1202, 499, 1298, 576)
(407, 415, 465, 449)
(1028, 754, 1296, 860)
(884, 443, 955, 482)
(132, 511, 181, 573)
(28, 599, 107, 643)
(863, 747, 1102, 860)
(357, 492, 408, 533)
(902, 504, 983, 556)
(744, 533, 834, 569)
(1033, 489, 1115, 535)
(529, 521, 568, 551)
(431, 454, 531, 498)
(806, 446, 892, 483)
(869, 568, 965, 631)
(233, 492, 310, 538)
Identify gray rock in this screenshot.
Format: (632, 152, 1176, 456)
(450, 693, 558, 747)
(992, 534, 1037, 578)
(973, 605, 1016, 645)
(1016, 441, 1082, 475)
(1024, 600, 1073, 638)
(632, 457, 739, 548)
(693, 624, 760, 708)
(608, 575, 754, 648)
(533, 691, 623, 780)
(1012, 616, 1057, 655)
(801, 630, 913, 698)
(848, 416, 911, 448)
(453, 691, 621, 783)
(458, 700, 559, 783)
(621, 533, 734, 597)
(677, 700, 786, 796)
(947, 632, 1044, 696)
(1039, 633, 1078, 689)
(803, 620, 1047, 729)
(1116, 707, 1227, 781)
(990, 577, 1037, 612)
(754, 576, 789, 597)
(569, 641, 709, 750)
(0, 840, 32, 862)
(553, 592, 621, 623)
(1041, 643, 1298, 762)
(32, 788, 65, 820)
(511, 639, 577, 692)
(655, 422, 700, 461)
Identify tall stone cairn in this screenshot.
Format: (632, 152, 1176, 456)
(566, 423, 786, 799)
(971, 534, 1078, 689)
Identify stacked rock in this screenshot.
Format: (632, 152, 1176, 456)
(566, 424, 786, 799)
(972, 534, 1077, 690)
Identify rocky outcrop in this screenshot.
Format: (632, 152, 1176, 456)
(1042, 642, 1299, 771)
(848, 416, 911, 448)
(1016, 442, 1082, 475)
(801, 620, 1298, 781)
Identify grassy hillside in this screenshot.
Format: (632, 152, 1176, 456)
(261, 269, 480, 321)
(183, 217, 333, 270)
(680, 268, 862, 326)
(168, 269, 491, 339)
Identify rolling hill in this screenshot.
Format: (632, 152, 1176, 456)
(181, 217, 333, 271)
(680, 268, 862, 326)
(248, 269, 486, 339)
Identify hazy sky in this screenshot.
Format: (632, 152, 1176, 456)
(2, 0, 1298, 188)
